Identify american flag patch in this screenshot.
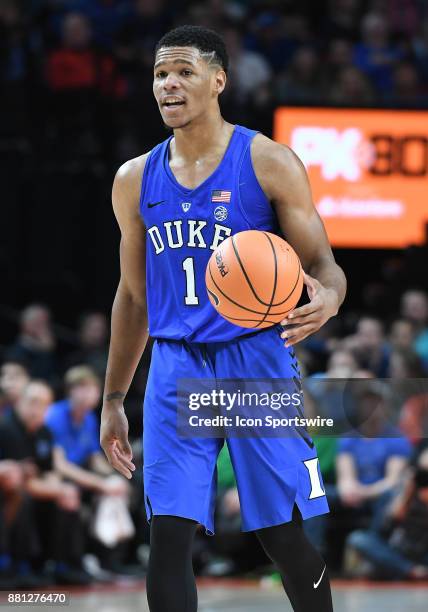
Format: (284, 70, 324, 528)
(211, 190, 231, 203)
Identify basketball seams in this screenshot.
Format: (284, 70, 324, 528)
(206, 231, 303, 329)
(269, 255, 302, 311)
(230, 234, 269, 307)
(206, 252, 300, 321)
(207, 261, 274, 317)
(230, 233, 302, 308)
(255, 232, 278, 327)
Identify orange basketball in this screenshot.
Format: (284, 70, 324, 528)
(205, 230, 303, 329)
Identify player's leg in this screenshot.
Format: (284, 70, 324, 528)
(255, 505, 333, 612)
(143, 339, 221, 532)
(143, 339, 221, 612)
(146, 515, 198, 612)
(215, 326, 330, 528)
(214, 326, 332, 609)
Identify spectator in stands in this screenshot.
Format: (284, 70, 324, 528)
(45, 11, 124, 158)
(344, 317, 390, 377)
(329, 65, 374, 105)
(4, 305, 56, 382)
(388, 348, 426, 380)
(0, 361, 30, 418)
(387, 0, 420, 39)
(0, 459, 26, 588)
(0, 381, 89, 586)
(337, 388, 411, 530)
(323, 349, 359, 379)
(345, 445, 428, 579)
(400, 290, 428, 367)
(389, 319, 416, 352)
(53, 0, 134, 51)
(0, 0, 42, 144)
(46, 12, 120, 95)
(400, 393, 428, 446)
(276, 46, 323, 105)
(247, 11, 301, 71)
(321, 0, 362, 41)
(117, 0, 171, 58)
(64, 312, 109, 377)
(221, 25, 272, 105)
(46, 366, 128, 499)
(353, 12, 403, 92)
(411, 16, 428, 82)
(387, 61, 427, 107)
(387, 348, 427, 448)
(324, 37, 354, 81)
(306, 349, 359, 436)
(46, 366, 136, 573)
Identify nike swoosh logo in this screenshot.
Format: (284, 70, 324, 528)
(313, 565, 326, 589)
(147, 200, 166, 208)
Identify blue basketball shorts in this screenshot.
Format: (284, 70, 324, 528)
(143, 325, 329, 534)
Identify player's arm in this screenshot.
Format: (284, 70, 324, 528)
(100, 155, 149, 479)
(252, 135, 347, 346)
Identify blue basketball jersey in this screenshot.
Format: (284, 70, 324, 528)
(140, 124, 278, 343)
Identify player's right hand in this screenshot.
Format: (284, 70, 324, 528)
(100, 404, 136, 479)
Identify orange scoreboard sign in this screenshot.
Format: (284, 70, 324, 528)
(274, 108, 428, 248)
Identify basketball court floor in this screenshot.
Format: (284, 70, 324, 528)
(4, 579, 425, 611)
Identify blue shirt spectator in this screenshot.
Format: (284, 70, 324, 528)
(353, 12, 403, 92)
(338, 430, 412, 485)
(49, 0, 134, 51)
(46, 398, 101, 466)
(42, 366, 129, 501)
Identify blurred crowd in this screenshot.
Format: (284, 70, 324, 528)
(2, 0, 428, 329)
(2, 0, 428, 164)
(1, 0, 428, 591)
(1, 288, 428, 586)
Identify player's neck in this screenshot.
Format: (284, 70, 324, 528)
(172, 113, 232, 162)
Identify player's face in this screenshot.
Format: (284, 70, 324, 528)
(153, 46, 225, 128)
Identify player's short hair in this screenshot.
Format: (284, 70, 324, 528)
(155, 25, 229, 74)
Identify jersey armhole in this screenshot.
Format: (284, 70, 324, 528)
(236, 134, 276, 226)
(139, 150, 153, 218)
(248, 135, 275, 208)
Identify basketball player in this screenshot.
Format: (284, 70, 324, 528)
(100, 25, 346, 612)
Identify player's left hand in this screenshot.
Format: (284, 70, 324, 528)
(100, 404, 135, 479)
(280, 272, 339, 348)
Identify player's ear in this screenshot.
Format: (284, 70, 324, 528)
(213, 69, 227, 96)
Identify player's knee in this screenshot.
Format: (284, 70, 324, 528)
(150, 515, 198, 555)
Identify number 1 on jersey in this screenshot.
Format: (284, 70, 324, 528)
(182, 257, 199, 305)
